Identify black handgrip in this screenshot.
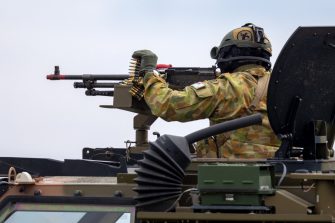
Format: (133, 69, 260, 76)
(85, 89, 114, 96)
(74, 82, 116, 88)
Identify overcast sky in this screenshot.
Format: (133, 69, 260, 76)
(1, 0, 334, 160)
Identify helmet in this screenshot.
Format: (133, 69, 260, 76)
(210, 23, 272, 71)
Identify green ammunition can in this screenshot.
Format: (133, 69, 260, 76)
(197, 163, 275, 206)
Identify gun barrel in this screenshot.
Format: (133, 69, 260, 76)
(46, 74, 129, 81)
(74, 82, 117, 88)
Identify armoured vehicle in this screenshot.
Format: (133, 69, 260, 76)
(0, 26, 334, 222)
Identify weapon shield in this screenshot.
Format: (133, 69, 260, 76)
(267, 26, 335, 148)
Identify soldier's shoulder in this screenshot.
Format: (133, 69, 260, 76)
(189, 81, 215, 98)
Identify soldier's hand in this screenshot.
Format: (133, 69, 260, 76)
(132, 50, 158, 73)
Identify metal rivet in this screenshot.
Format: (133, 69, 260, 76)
(114, 190, 123, 197)
(34, 189, 42, 196)
(74, 190, 83, 196)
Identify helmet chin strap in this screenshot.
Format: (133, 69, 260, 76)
(217, 56, 271, 72)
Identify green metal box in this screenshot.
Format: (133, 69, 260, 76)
(197, 163, 275, 206)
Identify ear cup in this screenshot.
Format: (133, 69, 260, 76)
(210, 46, 219, 59)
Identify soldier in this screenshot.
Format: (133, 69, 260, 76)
(132, 23, 280, 159)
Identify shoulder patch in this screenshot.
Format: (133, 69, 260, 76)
(191, 82, 206, 90)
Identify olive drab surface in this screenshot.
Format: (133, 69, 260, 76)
(1, 26, 335, 223)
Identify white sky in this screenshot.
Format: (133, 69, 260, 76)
(1, 0, 334, 160)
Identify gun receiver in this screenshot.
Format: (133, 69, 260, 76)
(164, 66, 217, 90)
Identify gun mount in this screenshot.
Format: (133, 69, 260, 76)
(1, 26, 335, 222)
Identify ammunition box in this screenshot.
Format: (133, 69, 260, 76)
(198, 163, 275, 206)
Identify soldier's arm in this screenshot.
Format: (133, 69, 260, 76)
(143, 72, 218, 122)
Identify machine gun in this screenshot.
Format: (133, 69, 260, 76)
(46, 64, 218, 162)
(46, 65, 217, 97)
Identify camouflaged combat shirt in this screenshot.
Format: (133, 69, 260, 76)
(143, 64, 280, 159)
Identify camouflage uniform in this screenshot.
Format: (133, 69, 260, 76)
(143, 64, 280, 159)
